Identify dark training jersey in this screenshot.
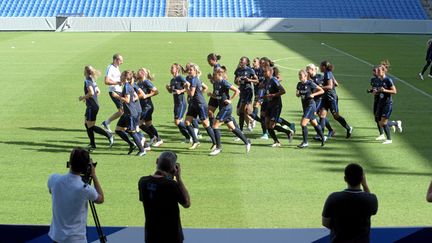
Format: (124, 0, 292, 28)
(264, 77, 283, 105)
(122, 82, 137, 117)
(170, 75, 187, 105)
(296, 80, 319, 109)
(322, 71, 337, 100)
(310, 74, 323, 102)
(137, 79, 155, 108)
(234, 66, 256, 93)
(138, 176, 186, 243)
(133, 83, 142, 114)
(377, 77, 394, 104)
(213, 79, 232, 108)
(84, 79, 98, 108)
(370, 77, 382, 104)
(187, 76, 206, 105)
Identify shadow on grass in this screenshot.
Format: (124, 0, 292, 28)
(22, 127, 83, 132)
(324, 167, 431, 177)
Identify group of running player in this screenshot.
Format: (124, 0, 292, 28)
(79, 53, 402, 156)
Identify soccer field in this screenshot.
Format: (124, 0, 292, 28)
(0, 32, 431, 228)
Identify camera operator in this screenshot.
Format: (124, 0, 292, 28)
(48, 148, 104, 243)
(322, 163, 378, 243)
(138, 151, 190, 243)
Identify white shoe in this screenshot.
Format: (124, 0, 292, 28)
(182, 138, 193, 143)
(108, 134, 114, 147)
(375, 134, 386, 141)
(271, 142, 281, 148)
(209, 148, 221, 156)
(297, 142, 309, 148)
(153, 139, 163, 147)
(189, 142, 200, 150)
(246, 126, 253, 132)
(210, 144, 218, 151)
(391, 122, 396, 133)
(198, 134, 203, 139)
(234, 137, 241, 142)
(260, 133, 269, 140)
(246, 142, 251, 153)
(102, 121, 112, 133)
(144, 146, 151, 151)
(419, 73, 424, 80)
(428, 74, 432, 79)
(194, 128, 199, 137)
(396, 120, 403, 133)
(252, 120, 256, 128)
(382, 140, 392, 144)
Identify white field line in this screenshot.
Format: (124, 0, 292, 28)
(321, 42, 432, 100)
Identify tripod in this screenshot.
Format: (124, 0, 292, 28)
(87, 177, 107, 243)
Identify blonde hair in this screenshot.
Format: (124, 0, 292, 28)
(298, 69, 308, 76)
(379, 60, 391, 73)
(84, 65, 101, 80)
(138, 67, 154, 81)
(189, 63, 202, 77)
(306, 63, 318, 72)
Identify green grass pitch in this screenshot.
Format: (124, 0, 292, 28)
(0, 32, 431, 228)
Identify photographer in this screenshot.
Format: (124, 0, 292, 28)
(322, 163, 378, 243)
(48, 148, 104, 243)
(138, 151, 190, 243)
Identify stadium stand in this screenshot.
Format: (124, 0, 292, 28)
(188, 0, 429, 19)
(0, 0, 166, 17)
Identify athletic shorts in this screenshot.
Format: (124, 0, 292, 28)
(216, 105, 233, 124)
(240, 88, 253, 104)
(117, 114, 137, 131)
(208, 97, 219, 109)
(186, 103, 208, 121)
(323, 96, 339, 114)
(303, 104, 317, 120)
(376, 102, 392, 119)
(85, 106, 99, 121)
(173, 102, 187, 120)
(140, 105, 154, 121)
(315, 98, 324, 111)
(266, 103, 282, 122)
(109, 92, 122, 109)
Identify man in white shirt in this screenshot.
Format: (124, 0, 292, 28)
(102, 53, 124, 132)
(48, 148, 104, 243)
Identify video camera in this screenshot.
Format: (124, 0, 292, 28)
(66, 159, 97, 184)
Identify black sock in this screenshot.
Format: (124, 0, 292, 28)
(260, 116, 267, 134)
(140, 125, 154, 138)
(320, 118, 326, 133)
(251, 112, 260, 122)
(239, 115, 245, 131)
(209, 117, 214, 127)
(278, 117, 291, 127)
(149, 125, 160, 140)
(232, 128, 248, 144)
(387, 120, 397, 127)
(383, 124, 391, 140)
(301, 126, 308, 143)
(232, 117, 240, 129)
(116, 130, 134, 147)
(177, 122, 190, 139)
(325, 119, 333, 132)
(186, 125, 198, 143)
(314, 125, 324, 140)
(205, 126, 216, 145)
(192, 119, 199, 128)
(93, 125, 110, 138)
(214, 128, 222, 148)
(268, 128, 278, 143)
(335, 116, 349, 130)
(274, 125, 291, 136)
(376, 122, 383, 135)
(85, 124, 96, 147)
(129, 132, 144, 152)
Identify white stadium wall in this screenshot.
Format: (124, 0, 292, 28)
(1, 17, 432, 34)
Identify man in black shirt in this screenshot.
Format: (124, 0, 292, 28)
(138, 151, 191, 243)
(322, 163, 378, 243)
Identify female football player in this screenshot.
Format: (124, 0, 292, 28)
(79, 65, 113, 151)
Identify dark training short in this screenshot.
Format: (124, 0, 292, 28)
(266, 103, 282, 122)
(109, 91, 123, 109)
(186, 103, 208, 121)
(208, 97, 219, 109)
(376, 102, 392, 119)
(140, 105, 154, 121)
(173, 102, 187, 120)
(303, 104, 317, 120)
(323, 96, 339, 114)
(117, 114, 138, 131)
(216, 105, 234, 124)
(85, 106, 99, 121)
(240, 89, 253, 104)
